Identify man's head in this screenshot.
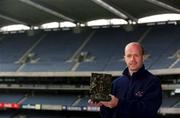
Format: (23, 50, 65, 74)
(124, 42, 144, 75)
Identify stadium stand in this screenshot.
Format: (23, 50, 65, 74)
(1, 0, 180, 117)
(143, 25, 180, 69)
(0, 24, 180, 118)
(22, 94, 77, 106)
(0, 24, 179, 72)
(161, 92, 180, 107)
(21, 29, 91, 72)
(0, 93, 24, 103)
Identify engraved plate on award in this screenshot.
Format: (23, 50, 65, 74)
(90, 73, 112, 102)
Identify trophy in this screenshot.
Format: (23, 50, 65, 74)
(90, 73, 112, 102)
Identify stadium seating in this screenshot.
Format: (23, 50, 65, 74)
(0, 25, 180, 117)
(0, 93, 24, 103)
(22, 94, 77, 106)
(0, 24, 180, 72)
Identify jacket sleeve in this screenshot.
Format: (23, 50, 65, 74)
(100, 77, 129, 118)
(117, 78, 162, 117)
(100, 106, 114, 118)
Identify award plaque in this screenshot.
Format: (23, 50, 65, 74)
(90, 73, 112, 102)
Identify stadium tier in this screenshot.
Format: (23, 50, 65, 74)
(0, 24, 180, 117)
(0, 24, 179, 73)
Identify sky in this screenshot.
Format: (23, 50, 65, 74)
(1, 13, 180, 32)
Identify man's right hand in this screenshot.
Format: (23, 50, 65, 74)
(100, 95, 119, 108)
(88, 99, 103, 107)
(88, 94, 119, 108)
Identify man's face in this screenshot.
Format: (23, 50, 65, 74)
(124, 44, 144, 73)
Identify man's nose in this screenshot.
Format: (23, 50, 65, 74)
(130, 56, 135, 61)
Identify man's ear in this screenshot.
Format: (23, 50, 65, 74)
(143, 55, 145, 62)
(123, 55, 126, 61)
(143, 54, 150, 62)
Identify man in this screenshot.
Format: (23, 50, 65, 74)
(89, 42, 162, 118)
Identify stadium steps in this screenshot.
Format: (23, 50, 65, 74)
(67, 30, 96, 62)
(16, 34, 47, 72)
(17, 94, 28, 104)
(138, 27, 152, 43)
(69, 31, 96, 71)
(172, 99, 180, 108)
(71, 96, 82, 107)
(168, 49, 180, 69)
(71, 62, 80, 71)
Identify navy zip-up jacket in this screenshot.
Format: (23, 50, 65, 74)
(100, 65, 162, 118)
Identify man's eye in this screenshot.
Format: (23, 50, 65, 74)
(126, 55, 131, 58)
(135, 54, 140, 57)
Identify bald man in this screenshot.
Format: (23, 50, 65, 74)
(89, 42, 162, 118)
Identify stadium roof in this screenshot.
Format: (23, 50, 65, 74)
(0, 0, 180, 27)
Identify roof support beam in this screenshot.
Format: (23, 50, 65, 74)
(91, 0, 128, 19)
(146, 0, 180, 13)
(0, 14, 27, 25)
(19, 0, 75, 22)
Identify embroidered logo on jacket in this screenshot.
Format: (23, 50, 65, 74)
(135, 91, 144, 97)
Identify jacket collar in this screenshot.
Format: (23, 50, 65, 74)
(123, 65, 146, 79)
